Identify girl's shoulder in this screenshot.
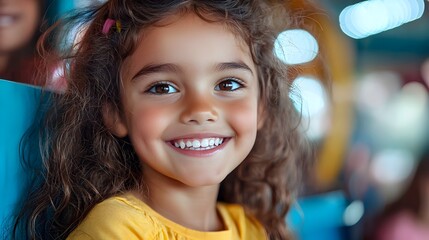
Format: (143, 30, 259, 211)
(67, 194, 163, 239)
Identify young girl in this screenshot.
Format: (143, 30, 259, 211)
(15, 0, 311, 239)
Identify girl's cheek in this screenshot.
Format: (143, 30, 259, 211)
(225, 99, 259, 135)
(129, 105, 173, 137)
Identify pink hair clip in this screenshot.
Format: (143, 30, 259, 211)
(102, 18, 121, 35)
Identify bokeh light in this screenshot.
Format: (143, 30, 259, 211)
(339, 0, 425, 39)
(370, 148, 415, 186)
(290, 76, 330, 140)
(343, 200, 364, 226)
(274, 29, 319, 65)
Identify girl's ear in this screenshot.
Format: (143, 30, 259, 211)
(102, 103, 128, 137)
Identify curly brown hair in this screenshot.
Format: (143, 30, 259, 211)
(14, 1, 312, 239)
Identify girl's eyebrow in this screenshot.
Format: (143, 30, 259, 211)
(132, 63, 181, 80)
(215, 61, 254, 76)
(131, 61, 254, 81)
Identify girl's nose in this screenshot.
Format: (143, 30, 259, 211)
(180, 94, 218, 125)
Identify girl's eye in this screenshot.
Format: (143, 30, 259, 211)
(146, 83, 178, 94)
(215, 78, 243, 91)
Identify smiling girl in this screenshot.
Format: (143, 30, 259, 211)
(14, 1, 311, 239)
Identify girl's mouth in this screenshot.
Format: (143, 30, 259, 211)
(171, 137, 226, 151)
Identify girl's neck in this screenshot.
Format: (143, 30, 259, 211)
(134, 170, 223, 232)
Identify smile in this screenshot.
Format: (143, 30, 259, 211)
(172, 137, 225, 150)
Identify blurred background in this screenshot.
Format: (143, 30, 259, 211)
(1, 0, 428, 239)
(280, 0, 429, 239)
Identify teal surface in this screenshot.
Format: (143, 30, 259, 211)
(0, 80, 44, 238)
(287, 190, 348, 240)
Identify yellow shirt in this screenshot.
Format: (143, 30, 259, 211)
(67, 194, 267, 240)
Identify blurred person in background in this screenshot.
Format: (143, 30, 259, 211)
(365, 152, 429, 240)
(0, 0, 45, 85)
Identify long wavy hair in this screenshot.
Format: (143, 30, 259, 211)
(15, 1, 312, 239)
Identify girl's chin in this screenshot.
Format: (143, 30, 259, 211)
(176, 174, 227, 188)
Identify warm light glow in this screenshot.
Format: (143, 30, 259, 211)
(274, 29, 319, 65)
(339, 0, 425, 39)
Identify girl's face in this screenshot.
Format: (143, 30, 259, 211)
(111, 13, 261, 187)
(0, 0, 39, 53)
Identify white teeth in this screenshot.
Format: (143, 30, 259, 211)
(192, 140, 201, 148)
(172, 137, 225, 150)
(201, 139, 209, 147)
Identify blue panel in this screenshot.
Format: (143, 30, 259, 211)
(287, 191, 348, 240)
(0, 80, 44, 238)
